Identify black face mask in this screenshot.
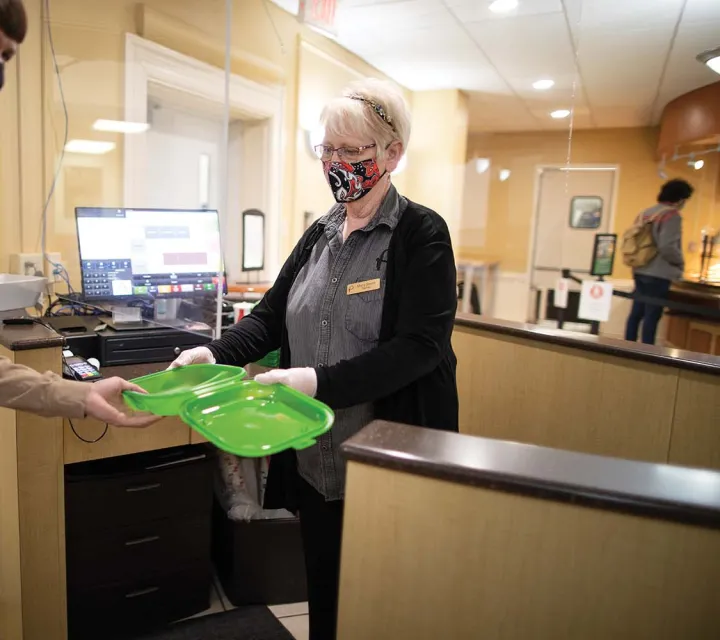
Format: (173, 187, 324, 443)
(0, 64, 4, 91)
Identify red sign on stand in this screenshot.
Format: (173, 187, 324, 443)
(299, 0, 337, 36)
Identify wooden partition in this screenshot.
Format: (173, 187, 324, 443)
(454, 316, 720, 469)
(339, 422, 720, 640)
(0, 344, 67, 640)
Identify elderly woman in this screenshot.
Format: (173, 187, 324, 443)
(171, 78, 458, 639)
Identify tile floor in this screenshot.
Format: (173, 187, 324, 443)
(182, 575, 309, 640)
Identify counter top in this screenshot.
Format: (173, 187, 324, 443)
(0, 320, 65, 351)
(455, 313, 720, 375)
(342, 421, 720, 529)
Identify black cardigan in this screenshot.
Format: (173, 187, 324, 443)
(208, 198, 459, 507)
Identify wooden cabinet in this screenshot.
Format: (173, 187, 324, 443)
(65, 444, 214, 639)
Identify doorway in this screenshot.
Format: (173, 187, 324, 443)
(123, 34, 284, 283)
(529, 166, 618, 322)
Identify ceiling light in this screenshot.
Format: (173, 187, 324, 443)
(475, 158, 490, 174)
(499, 169, 511, 182)
(64, 140, 116, 155)
(489, 0, 518, 14)
(532, 79, 555, 90)
(550, 109, 571, 119)
(697, 47, 720, 75)
(93, 119, 150, 134)
(693, 159, 705, 170)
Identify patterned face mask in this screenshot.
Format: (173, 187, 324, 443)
(323, 159, 386, 203)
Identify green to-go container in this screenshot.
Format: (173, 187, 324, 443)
(122, 363, 334, 458)
(179, 380, 334, 458)
(123, 364, 247, 416)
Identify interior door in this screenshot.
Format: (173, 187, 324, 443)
(145, 102, 223, 211)
(531, 168, 616, 303)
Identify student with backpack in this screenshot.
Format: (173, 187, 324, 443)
(623, 179, 693, 345)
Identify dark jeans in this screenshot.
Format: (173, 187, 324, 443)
(625, 274, 671, 345)
(297, 476, 344, 640)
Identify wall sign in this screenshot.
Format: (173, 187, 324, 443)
(590, 233, 617, 277)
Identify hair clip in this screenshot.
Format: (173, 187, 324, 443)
(349, 94, 396, 131)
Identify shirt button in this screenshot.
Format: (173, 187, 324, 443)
(318, 363, 324, 368)
(321, 320, 328, 326)
(322, 445, 329, 451)
(331, 277, 338, 284)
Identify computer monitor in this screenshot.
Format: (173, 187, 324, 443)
(75, 207, 224, 301)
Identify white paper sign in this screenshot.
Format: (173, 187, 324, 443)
(578, 281, 613, 322)
(554, 278, 570, 309)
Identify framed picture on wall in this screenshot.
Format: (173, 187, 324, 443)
(242, 209, 265, 272)
(570, 196, 603, 229)
(590, 233, 618, 277)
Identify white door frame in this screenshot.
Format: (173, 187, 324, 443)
(123, 33, 284, 279)
(526, 164, 620, 319)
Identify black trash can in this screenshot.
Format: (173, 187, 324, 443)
(212, 499, 308, 606)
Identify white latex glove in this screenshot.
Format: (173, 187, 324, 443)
(254, 368, 318, 398)
(167, 346, 216, 370)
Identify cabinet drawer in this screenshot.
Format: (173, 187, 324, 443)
(65, 446, 213, 534)
(67, 514, 211, 588)
(68, 563, 212, 640)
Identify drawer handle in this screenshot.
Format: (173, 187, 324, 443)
(125, 535, 160, 547)
(145, 454, 207, 471)
(125, 586, 159, 599)
(125, 483, 161, 493)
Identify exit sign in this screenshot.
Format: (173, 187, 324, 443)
(299, 0, 337, 36)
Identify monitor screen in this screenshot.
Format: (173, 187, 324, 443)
(75, 207, 224, 300)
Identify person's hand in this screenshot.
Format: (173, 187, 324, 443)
(254, 368, 317, 397)
(167, 346, 216, 370)
(85, 378, 159, 428)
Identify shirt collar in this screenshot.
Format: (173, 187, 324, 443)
(319, 185, 402, 240)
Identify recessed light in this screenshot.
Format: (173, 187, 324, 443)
(550, 109, 571, 119)
(697, 47, 720, 75)
(64, 140, 116, 155)
(533, 79, 555, 90)
(475, 158, 490, 174)
(489, 0, 518, 14)
(93, 119, 150, 134)
(693, 159, 705, 170)
(499, 169, 511, 182)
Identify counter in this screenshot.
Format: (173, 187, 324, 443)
(338, 420, 720, 639)
(453, 314, 720, 470)
(666, 279, 720, 355)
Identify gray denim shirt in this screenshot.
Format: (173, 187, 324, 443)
(285, 186, 404, 500)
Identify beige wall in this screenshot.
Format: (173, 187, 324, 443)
(405, 90, 468, 250)
(461, 127, 720, 278)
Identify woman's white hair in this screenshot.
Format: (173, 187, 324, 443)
(320, 78, 411, 158)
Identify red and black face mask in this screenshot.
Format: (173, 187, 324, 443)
(323, 158, 386, 203)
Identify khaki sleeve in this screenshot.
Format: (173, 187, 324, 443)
(0, 355, 91, 419)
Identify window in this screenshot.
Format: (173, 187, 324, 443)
(570, 196, 603, 229)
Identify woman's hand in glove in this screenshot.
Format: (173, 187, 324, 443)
(254, 368, 318, 398)
(167, 346, 216, 370)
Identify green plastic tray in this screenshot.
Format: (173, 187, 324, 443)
(123, 364, 247, 416)
(179, 380, 334, 457)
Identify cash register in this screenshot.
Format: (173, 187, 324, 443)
(48, 206, 234, 365)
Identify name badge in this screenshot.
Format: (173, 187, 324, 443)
(347, 279, 381, 296)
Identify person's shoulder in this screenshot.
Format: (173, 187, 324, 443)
(397, 197, 451, 239)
